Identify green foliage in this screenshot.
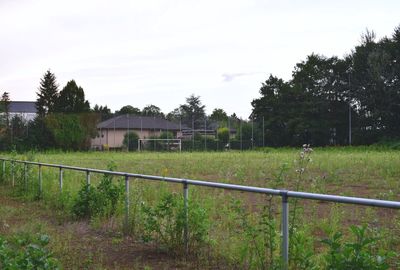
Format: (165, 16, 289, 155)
(141, 104, 164, 117)
(322, 225, 395, 270)
(36, 70, 59, 117)
(179, 94, 206, 129)
(45, 114, 85, 150)
(158, 131, 174, 140)
(0, 234, 60, 270)
(45, 113, 97, 150)
(374, 139, 400, 150)
(55, 80, 90, 113)
(210, 108, 228, 123)
(251, 26, 400, 146)
(92, 104, 112, 121)
(217, 127, 229, 144)
(123, 131, 139, 151)
(116, 105, 141, 115)
(228, 198, 281, 269)
(142, 192, 209, 255)
(72, 162, 123, 218)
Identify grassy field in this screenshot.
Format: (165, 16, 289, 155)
(1, 147, 400, 269)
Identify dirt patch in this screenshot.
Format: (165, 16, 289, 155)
(0, 191, 213, 270)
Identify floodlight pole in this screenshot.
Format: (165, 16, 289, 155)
(127, 114, 130, 151)
(204, 118, 207, 151)
(262, 116, 265, 147)
(348, 73, 352, 146)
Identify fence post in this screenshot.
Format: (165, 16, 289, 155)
(281, 190, 289, 270)
(24, 162, 27, 191)
(11, 161, 14, 187)
(86, 170, 90, 190)
(183, 181, 189, 256)
(38, 164, 42, 198)
(124, 175, 130, 233)
(2, 160, 5, 180)
(59, 167, 63, 193)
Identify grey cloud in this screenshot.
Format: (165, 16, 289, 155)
(222, 72, 262, 82)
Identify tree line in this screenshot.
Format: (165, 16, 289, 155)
(251, 26, 400, 146)
(1, 25, 399, 150)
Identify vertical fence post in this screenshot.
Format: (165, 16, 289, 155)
(86, 170, 90, 190)
(38, 164, 42, 198)
(124, 175, 130, 233)
(2, 160, 5, 180)
(59, 167, 63, 193)
(24, 162, 28, 191)
(281, 191, 289, 270)
(183, 181, 189, 256)
(11, 161, 15, 187)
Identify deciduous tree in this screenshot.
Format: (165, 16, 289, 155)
(55, 80, 90, 113)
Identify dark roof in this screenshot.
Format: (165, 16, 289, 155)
(9, 101, 37, 113)
(98, 115, 181, 130)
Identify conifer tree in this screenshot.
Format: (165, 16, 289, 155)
(36, 70, 59, 117)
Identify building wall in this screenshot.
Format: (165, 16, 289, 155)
(91, 128, 179, 149)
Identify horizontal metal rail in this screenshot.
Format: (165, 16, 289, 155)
(1, 157, 400, 269)
(3, 158, 399, 209)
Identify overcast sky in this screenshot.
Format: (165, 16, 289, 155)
(1, 0, 399, 118)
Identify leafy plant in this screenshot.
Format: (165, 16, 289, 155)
(141, 192, 209, 255)
(0, 234, 60, 270)
(322, 225, 395, 270)
(123, 131, 139, 151)
(72, 162, 123, 218)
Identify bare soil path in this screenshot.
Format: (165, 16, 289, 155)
(0, 189, 204, 270)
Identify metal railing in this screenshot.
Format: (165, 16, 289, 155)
(1, 157, 400, 269)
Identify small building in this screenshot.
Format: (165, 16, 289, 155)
(8, 101, 37, 121)
(91, 115, 182, 149)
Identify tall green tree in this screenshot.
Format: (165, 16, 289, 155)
(210, 108, 228, 123)
(350, 28, 400, 142)
(166, 107, 182, 122)
(142, 104, 164, 118)
(93, 104, 112, 121)
(55, 80, 90, 113)
(180, 94, 206, 129)
(115, 105, 141, 115)
(36, 70, 59, 117)
(1, 92, 11, 129)
(251, 75, 295, 146)
(0, 92, 11, 149)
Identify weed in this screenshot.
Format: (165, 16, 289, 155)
(322, 225, 395, 270)
(0, 233, 60, 270)
(142, 192, 209, 255)
(72, 162, 124, 219)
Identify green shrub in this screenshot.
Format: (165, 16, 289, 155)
(142, 192, 209, 255)
(322, 225, 395, 270)
(72, 162, 123, 219)
(123, 131, 139, 151)
(217, 127, 229, 145)
(0, 234, 60, 270)
(159, 131, 174, 140)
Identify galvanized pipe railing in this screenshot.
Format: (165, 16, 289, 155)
(1, 157, 400, 269)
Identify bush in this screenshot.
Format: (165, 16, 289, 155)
(142, 192, 209, 255)
(159, 131, 174, 139)
(123, 131, 139, 151)
(72, 162, 124, 219)
(322, 225, 395, 270)
(217, 127, 229, 145)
